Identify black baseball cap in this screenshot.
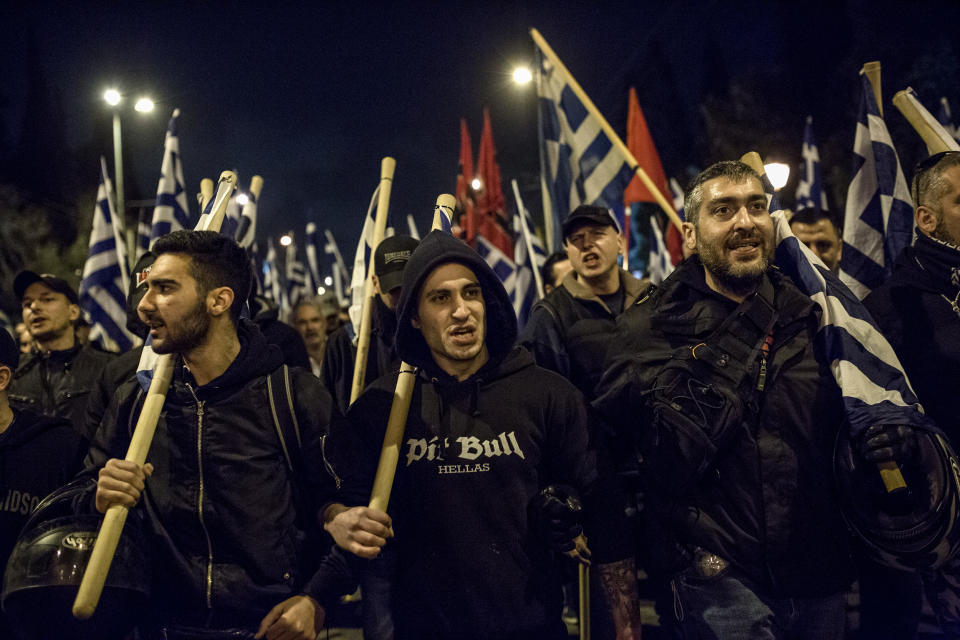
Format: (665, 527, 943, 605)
(13, 271, 79, 305)
(561, 205, 621, 240)
(374, 235, 419, 293)
(0, 329, 19, 370)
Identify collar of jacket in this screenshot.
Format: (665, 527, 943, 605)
(561, 268, 649, 313)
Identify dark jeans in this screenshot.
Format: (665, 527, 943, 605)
(668, 567, 845, 639)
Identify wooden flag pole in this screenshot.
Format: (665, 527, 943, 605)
(892, 90, 958, 155)
(862, 61, 883, 118)
(530, 28, 683, 233)
(368, 194, 455, 513)
(350, 157, 396, 405)
(200, 178, 214, 211)
(73, 172, 237, 620)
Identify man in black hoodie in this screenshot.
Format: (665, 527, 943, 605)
(0, 329, 81, 638)
(83, 231, 347, 639)
(324, 230, 596, 639)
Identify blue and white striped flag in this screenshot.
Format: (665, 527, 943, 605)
(838, 73, 914, 300)
(512, 187, 546, 328)
(305, 222, 322, 291)
(286, 235, 310, 310)
(795, 116, 829, 211)
(150, 109, 191, 246)
(474, 234, 520, 321)
(938, 97, 960, 143)
(349, 187, 395, 329)
(772, 210, 934, 435)
(80, 158, 139, 353)
(136, 208, 151, 261)
(537, 48, 634, 251)
(647, 214, 674, 285)
(263, 239, 282, 308)
(324, 229, 349, 304)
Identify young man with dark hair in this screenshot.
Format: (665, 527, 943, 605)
(540, 251, 573, 296)
(10, 271, 115, 437)
(789, 207, 843, 272)
(324, 230, 595, 639)
(82, 230, 347, 639)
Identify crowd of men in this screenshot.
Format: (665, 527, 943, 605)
(0, 153, 959, 640)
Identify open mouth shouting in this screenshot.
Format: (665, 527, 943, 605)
(448, 324, 478, 346)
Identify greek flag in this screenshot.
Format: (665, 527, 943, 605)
(324, 229, 349, 304)
(647, 215, 674, 285)
(938, 97, 960, 143)
(136, 208, 151, 260)
(150, 109, 190, 246)
(474, 234, 519, 320)
(286, 235, 310, 309)
(348, 187, 395, 329)
(235, 180, 259, 249)
(305, 223, 322, 290)
(80, 158, 138, 353)
(512, 190, 546, 328)
(838, 73, 914, 300)
(795, 116, 829, 211)
(537, 48, 633, 250)
(263, 239, 282, 308)
(772, 210, 934, 435)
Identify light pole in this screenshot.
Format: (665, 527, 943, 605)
(102, 88, 154, 230)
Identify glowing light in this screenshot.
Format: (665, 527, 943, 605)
(103, 89, 122, 106)
(316, 286, 326, 296)
(512, 66, 533, 85)
(324, 276, 333, 286)
(134, 97, 155, 113)
(471, 178, 482, 190)
(279, 234, 292, 247)
(764, 163, 790, 190)
(236, 193, 249, 205)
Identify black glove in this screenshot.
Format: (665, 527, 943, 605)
(857, 424, 917, 465)
(529, 484, 583, 553)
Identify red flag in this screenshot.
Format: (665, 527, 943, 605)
(625, 88, 681, 265)
(456, 118, 476, 241)
(474, 108, 513, 256)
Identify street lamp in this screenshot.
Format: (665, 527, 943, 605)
(764, 163, 790, 190)
(512, 66, 533, 85)
(102, 88, 155, 226)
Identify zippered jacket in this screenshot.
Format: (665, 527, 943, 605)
(79, 320, 343, 628)
(594, 256, 853, 597)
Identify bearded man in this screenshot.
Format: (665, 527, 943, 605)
(80, 231, 349, 640)
(593, 161, 857, 639)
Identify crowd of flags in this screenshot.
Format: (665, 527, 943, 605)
(63, 34, 959, 364)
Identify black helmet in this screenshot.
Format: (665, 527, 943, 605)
(2, 480, 151, 640)
(835, 429, 960, 570)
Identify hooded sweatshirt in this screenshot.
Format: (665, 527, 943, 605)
(338, 231, 596, 639)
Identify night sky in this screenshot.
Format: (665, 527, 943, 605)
(3, 1, 959, 259)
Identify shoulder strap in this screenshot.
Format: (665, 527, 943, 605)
(267, 364, 303, 478)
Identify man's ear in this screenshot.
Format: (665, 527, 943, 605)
(0, 365, 11, 392)
(68, 303, 80, 323)
(916, 205, 939, 236)
(371, 274, 382, 297)
(208, 286, 235, 318)
(410, 315, 421, 329)
(682, 221, 697, 252)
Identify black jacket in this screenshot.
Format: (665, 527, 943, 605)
(334, 231, 596, 639)
(594, 256, 852, 597)
(0, 409, 81, 638)
(863, 246, 960, 439)
(520, 268, 649, 397)
(10, 343, 116, 436)
(80, 320, 343, 628)
(320, 297, 399, 415)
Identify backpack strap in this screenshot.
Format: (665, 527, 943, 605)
(267, 364, 303, 479)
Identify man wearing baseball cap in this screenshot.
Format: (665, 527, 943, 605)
(9, 270, 115, 438)
(321, 234, 419, 415)
(519, 204, 649, 638)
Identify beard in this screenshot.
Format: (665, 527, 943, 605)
(697, 231, 771, 297)
(150, 298, 211, 354)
